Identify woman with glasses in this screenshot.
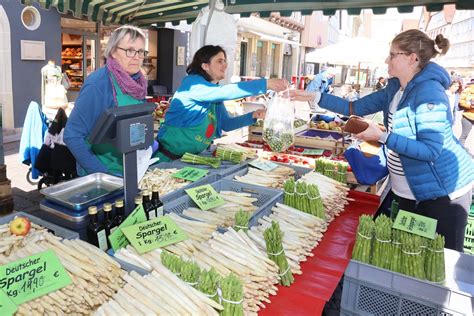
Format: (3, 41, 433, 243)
(64, 25, 149, 175)
(155, 45, 288, 162)
(291, 29, 473, 252)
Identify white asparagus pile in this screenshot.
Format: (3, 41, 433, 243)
(139, 167, 189, 192)
(0, 221, 54, 256)
(247, 203, 328, 275)
(300, 171, 350, 221)
(167, 213, 218, 242)
(0, 230, 125, 316)
(94, 264, 223, 316)
(234, 165, 296, 188)
(182, 191, 258, 227)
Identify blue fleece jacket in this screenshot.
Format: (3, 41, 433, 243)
(158, 74, 267, 142)
(64, 67, 144, 175)
(319, 62, 474, 201)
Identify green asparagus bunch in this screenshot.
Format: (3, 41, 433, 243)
(401, 232, 425, 280)
(307, 184, 325, 219)
(336, 162, 348, 184)
(264, 221, 294, 286)
(425, 234, 445, 283)
(234, 209, 251, 232)
(160, 250, 183, 275)
(220, 273, 244, 316)
(180, 260, 202, 288)
(390, 228, 403, 273)
(216, 147, 244, 164)
(198, 268, 221, 303)
(352, 215, 375, 263)
(371, 215, 392, 269)
(181, 152, 221, 168)
(283, 178, 296, 207)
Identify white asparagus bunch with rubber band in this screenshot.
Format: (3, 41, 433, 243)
(139, 167, 189, 192)
(234, 165, 296, 188)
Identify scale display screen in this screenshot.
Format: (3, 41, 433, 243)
(130, 122, 146, 146)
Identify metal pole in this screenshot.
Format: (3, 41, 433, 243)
(122, 151, 138, 215)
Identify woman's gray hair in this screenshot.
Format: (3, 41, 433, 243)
(104, 25, 146, 59)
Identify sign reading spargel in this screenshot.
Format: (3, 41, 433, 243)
(121, 216, 188, 254)
(185, 184, 225, 210)
(172, 167, 208, 182)
(393, 210, 437, 239)
(0, 250, 72, 305)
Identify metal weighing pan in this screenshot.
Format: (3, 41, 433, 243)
(40, 173, 123, 211)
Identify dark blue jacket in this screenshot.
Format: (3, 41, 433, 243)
(320, 62, 473, 201)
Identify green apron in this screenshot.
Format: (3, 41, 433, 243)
(156, 104, 217, 163)
(90, 76, 144, 174)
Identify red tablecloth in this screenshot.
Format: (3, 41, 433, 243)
(260, 190, 380, 316)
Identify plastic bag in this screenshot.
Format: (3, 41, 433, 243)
(263, 92, 295, 152)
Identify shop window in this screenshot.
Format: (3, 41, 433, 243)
(21, 6, 41, 31)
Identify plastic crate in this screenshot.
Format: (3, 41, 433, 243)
(163, 179, 283, 225)
(0, 211, 79, 240)
(464, 215, 474, 255)
(149, 162, 219, 203)
(341, 250, 474, 316)
(223, 161, 313, 185)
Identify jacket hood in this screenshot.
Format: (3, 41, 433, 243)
(411, 62, 451, 90)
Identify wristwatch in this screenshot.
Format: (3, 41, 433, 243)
(378, 132, 389, 144)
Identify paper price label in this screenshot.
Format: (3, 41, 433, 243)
(393, 210, 437, 239)
(109, 204, 147, 251)
(185, 185, 225, 210)
(172, 167, 209, 182)
(0, 290, 17, 316)
(302, 148, 324, 155)
(0, 250, 72, 305)
(249, 159, 278, 172)
(121, 216, 188, 254)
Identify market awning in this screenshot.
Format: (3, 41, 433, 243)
(21, 0, 474, 27)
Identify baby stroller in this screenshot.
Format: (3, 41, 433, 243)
(19, 102, 77, 190)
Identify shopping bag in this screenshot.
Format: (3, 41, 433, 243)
(262, 92, 295, 152)
(344, 140, 388, 185)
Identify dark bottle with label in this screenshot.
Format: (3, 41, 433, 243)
(103, 203, 115, 247)
(135, 195, 143, 212)
(114, 199, 125, 227)
(152, 185, 164, 217)
(87, 206, 108, 251)
(142, 189, 156, 220)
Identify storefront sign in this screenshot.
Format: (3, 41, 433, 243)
(172, 167, 208, 182)
(185, 185, 225, 210)
(109, 204, 147, 251)
(0, 290, 17, 316)
(0, 250, 72, 305)
(249, 159, 278, 172)
(121, 216, 187, 254)
(393, 210, 437, 239)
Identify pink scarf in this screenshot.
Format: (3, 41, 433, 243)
(106, 57, 147, 100)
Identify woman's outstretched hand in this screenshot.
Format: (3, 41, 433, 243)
(267, 78, 289, 92)
(252, 109, 266, 119)
(289, 89, 318, 102)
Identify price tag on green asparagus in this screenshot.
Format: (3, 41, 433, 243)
(121, 216, 188, 254)
(392, 210, 437, 239)
(172, 167, 209, 182)
(249, 159, 278, 172)
(302, 148, 324, 155)
(109, 204, 147, 251)
(0, 249, 72, 305)
(0, 289, 17, 316)
(185, 184, 225, 210)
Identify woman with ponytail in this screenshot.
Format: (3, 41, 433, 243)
(64, 25, 148, 176)
(291, 29, 473, 252)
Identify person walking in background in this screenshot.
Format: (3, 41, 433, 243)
(305, 67, 336, 94)
(375, 77, 386, 91)
(291, 29, 473, 252)
(445, 80, 462, 129)
(458, 83, 474, 150)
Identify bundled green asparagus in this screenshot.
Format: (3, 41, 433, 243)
(371, 215, 393, 269)
(181, 152, 221, 168)
(161, 250, 183, 275)
(401, 232, 425, 280)
(198, 268, 221, 303)
(264, 221, 294, 286)
(425, 234, 445, 283)
(352, 215, 375, 263)
(336, 162, 348, 184)
(234, 209, 251, 232)
(220, 273, 244, 316)
(181, 260, 202, 288)
(283, 178, 325, 219)
(390, 228, 403, 273)
(283, 177, 296, 206)
(315, 158, 349, 183)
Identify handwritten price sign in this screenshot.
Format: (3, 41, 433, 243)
(249, 159, 278, 172)
(393, 210, 437, 239)
(121, 216, 188, 254)
(0, 250, 72, 305)
(185, 185, 225, 210)
(172, 167, 208, 182)
(0, 290, 17, 316)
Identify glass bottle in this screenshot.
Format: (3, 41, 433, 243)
(152, 185, 164, 217)
(142, 189, 156, 220)
(114, 199, 125, 227)
(103, 203, 115, 247)
(87, 206, 107, 251)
